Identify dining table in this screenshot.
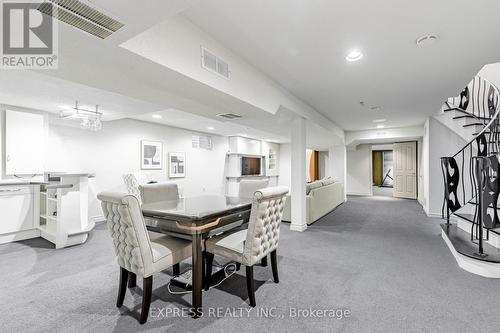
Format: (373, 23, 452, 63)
(141, 194, 252, 318)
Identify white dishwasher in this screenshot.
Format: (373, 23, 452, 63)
(0, 185, 35, 235)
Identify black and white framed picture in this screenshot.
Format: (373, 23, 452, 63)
(169, 152, 186, 178)
(141, 140, 163, 170)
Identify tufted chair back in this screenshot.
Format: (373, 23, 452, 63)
(97, 192, 154, 277)
(139, 183, 179, 204)
(243, 186, 288, 265)
(238, 179, 269, 198)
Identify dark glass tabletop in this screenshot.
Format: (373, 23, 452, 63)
(141, 195, 252, 221)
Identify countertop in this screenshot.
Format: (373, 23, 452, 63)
(0, 179, 48, 186)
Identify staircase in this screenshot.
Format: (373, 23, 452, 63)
(440, 76, 500, 278)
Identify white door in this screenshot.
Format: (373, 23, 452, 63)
(393, 142, 417, 199)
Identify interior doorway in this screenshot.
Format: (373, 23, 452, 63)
(372, 145, 394, 196)
(393, 141, 417, 199)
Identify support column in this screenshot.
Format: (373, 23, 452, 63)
(290, 117, 307, 232)
(329, 145, 347, 202)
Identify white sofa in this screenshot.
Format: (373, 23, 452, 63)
(282, 177, 344, 225)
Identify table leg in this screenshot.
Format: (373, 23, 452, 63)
(191, 233, 203, 318)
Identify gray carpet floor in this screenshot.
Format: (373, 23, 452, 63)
(2, 194, 500, 333)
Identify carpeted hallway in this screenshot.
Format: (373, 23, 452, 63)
(2, 194, 500, 333)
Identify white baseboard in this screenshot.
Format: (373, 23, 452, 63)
(0, 229, 40, 245)
(347, 192, 371, 196)
(426, 211, 443, 219)
(290, 223, 307, 232)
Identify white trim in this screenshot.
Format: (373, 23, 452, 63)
(0, 228, 40, 245)
(441, 229, 500, 278)
(290, 223, 307, 232)
(347, 192, 372, 196)
(426, 212, 442, 218)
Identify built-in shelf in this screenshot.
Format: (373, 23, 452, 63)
(226, 152, 264, 158)
(37, 173, 95, 249)
(39, 214, 56, 221)
(226, 175, 278, 180)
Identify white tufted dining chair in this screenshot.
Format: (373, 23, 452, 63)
(204, 186, 288, 307)
(139, 183, 179, 204)
(238, 178, 269, 198)
(97, 192, 192, 324)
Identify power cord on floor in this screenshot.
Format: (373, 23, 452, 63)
(167, 263, 238, 295)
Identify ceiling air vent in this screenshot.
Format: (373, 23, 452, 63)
(38, 0, 124, 39)
(216, 113, 242, 120)
(201, 46, 230, 79)
(192, 134, 213, 150)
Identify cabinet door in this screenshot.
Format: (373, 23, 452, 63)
(5, 110, 46, 175)
(0, 189, 34, 234)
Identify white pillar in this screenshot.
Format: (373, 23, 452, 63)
(329, 145, 347, 202)
(290, 117, 307, 232)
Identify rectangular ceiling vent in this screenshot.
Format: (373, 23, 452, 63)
(192, 134, 213, 150)
(201, 46, 230, 79)
(216, 113, 242, 120)
(38, 0, 124, 39)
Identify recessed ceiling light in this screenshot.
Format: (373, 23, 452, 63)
(346, 50, 363, 62)
(373, 119, 386, 123)
(377, 124, 385, 129)
(207, 126, 215, 130)
(152, 114, 162, 119)
(416, 34, 438, 47)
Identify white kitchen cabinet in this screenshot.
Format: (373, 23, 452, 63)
(0, 185, 36, 237)
(5, 110, 46, 175)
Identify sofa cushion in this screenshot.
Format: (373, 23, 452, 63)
(306, 180, 323, 194)
(321, 178, 336, 186)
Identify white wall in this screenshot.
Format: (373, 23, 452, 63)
(425, 117, 467, 216)
(422, 118, 430, 212)
(346, 126, 424, 147)
(46, 118, 228, 220)
(318, 151, 328, 179)
(346, 144, 372, 196)
(278, 143, 291, 188)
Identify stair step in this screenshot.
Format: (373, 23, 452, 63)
(454, 212, 475, 223)
(441, 224, 500, 263)
(453, 115, 491, 121)
(463, 122, 484, 128)
(444, 107, 467, 113)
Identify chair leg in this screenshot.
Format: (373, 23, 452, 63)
(205, 253, 214, 291)
(116, 267, 128, 307)
(140, 276, 153, 325)
(172, 263, 180, 276)
(245, 265, 256, 307)
(261, 256, 268, 267)
(128, 272, 136, 288)
(270, 250, 279, 283)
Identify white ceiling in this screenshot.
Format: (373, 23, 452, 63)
(0, 71, 164, 120)
(2, 0, 498, 145)
(183, 0, 500, 130)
